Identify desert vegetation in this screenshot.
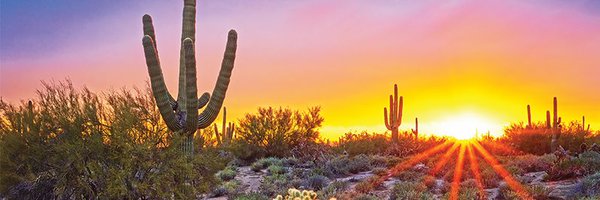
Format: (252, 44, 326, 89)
(2, 81, 600, 199)
(2, 0, 600, 200)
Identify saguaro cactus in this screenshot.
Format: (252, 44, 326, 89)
(546, 110, 551, 129)
(384, 84, 403, 143)
(550, 97, 562, 152)
(214, 107, 235, 145)
(526, 105, 532, 128)
(411, 117, 418, 140)
(141, 0, 237, 155)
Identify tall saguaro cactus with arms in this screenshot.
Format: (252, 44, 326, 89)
(384, 84, 403, 143)
(141, 0, 237, 155)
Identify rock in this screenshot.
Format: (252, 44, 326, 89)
(484, 188, 500, 200)
(413, 163, 429, 173)
(544, 179, 583, 200)
(520, 171, 548, 184)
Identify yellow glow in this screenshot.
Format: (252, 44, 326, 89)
(430, 113, 498, 140)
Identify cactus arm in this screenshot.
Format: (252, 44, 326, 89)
(398, 96, 403, 127)
(177, 0, 197, 109)
(198, 92, 210, 109)
(389, 95, 394, 128)
(183, 38, 198, 135)
(228, 122, 235, 141)
(197, 30, 237, 128)
(143, 14, 177, 109)
(384, 107, 391, 130)
(393, 85, 398, 127)
(222, 107, 227, 141)
(142, 35, 181, 131)
(553, 97, 558, 129)
(213, 123, 221, 145)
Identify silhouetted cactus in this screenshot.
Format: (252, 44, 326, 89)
(411, 117, 418, 140)
(546, 110, 551, 129)
(213, 107, 235, 145)
(550, 97, 562, 152)
(141, 0, 237, 155)
(384, 84, 403, 143)
(582, 116, 590, 131)
(527, 105, 532, 128)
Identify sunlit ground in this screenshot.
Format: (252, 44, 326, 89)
(370, 139, 533, 200)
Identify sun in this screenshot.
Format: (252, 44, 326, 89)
(431, 113, 497, 140)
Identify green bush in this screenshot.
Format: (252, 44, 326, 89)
(218, 167, 237, 181)
(319, 181, 348, 199)
(231, 107, 323, 161)
(336, 131, 388, 156)
(0, 81, 227, 199)
(251, 157, 281, 172)
(303, 174, 329, 190)
(546, 151, 600, 181)
(581, 172, 600, 197)
(267, 165, 287, 175)
(372, 167, 388, 176)
(505, 154, 555, 173)
(389, 181, 433, 200)
(347, 154, 373, 174)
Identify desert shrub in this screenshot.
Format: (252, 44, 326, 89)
(502, 122, 552, 155)
(232, 192, 270, 200)
(505, 154, 555, 174)
(281, 157, 299, 167)
(480, 165, 501, 188)
(500, 184, 549, 200)
(303, 175, 329, 190)
(546, 151, 600, 181)
(393, 171, 424, 181)
(218, 167, 237, 181)
(0, 81, 227, 199)
(319, 181, 348, 199)
(581, 172, 600, 197)
(251, 157, 282, 172)
(347, 154, 373, 174)
(369, 155, 389, 167)
(389, 181, 433, 200)
(232, 107, 323, 161)
(259, 174, 290, 197)
(354, 181, 374, 194)
(502, 121, 594, 155)
(267, 165, 287, 175)
(372, 167, 388, 176)
(322, 155, 351, 177)
(212, 180, 241, 197)
(335, 131, 388, 156)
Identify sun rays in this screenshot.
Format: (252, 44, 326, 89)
(368, 139, 533, 199)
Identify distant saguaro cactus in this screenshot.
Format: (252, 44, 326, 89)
(546, 110, 551, 129)
(527, 105, 532, 128)
(411, 117, 418, 140)
(214, 107, 235, 145)
(384, 84, 403, 143)
(550, 97, 562, 152)
(141, 0, 237, 155)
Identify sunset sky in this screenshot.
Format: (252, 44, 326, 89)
(2, 0, 600, 139)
